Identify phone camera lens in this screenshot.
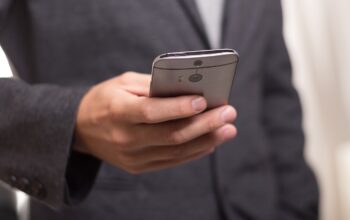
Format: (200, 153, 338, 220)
(189, 73, 203, 83)
(194, 60, 203, 66)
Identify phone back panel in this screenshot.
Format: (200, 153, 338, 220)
(150, 50, 239, 109)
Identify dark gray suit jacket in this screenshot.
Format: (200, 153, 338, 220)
(0, 186, 17, 220)
(0, 0, 319, 219)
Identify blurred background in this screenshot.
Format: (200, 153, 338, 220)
(0, 1, 349, 219)
(283, 0, 350, 219)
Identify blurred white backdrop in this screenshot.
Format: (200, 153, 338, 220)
(283, 0, 350, 219)
(1, 1, 350, 219)
(0, 48, 11, 77)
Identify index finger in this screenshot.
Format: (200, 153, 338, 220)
(128, 95, 208, 124)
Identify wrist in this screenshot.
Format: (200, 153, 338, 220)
(73, 87, 93, 155)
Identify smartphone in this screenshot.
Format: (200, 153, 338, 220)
(150, 49, 239, 109)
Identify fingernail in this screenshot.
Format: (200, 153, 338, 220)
(220, 107, 236, 122)
(192, 97, 206, 112)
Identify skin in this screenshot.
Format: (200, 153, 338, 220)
(74, 72, 237, 174)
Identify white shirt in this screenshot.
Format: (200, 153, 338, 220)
(194, 0, 225, 48)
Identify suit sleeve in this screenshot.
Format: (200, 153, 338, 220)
(0, 0, 101, 209)
(0, 0, 12, 31)
(0, 80, 101, 208)
(262, 1, 319, 219)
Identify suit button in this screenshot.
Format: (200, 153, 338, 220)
(10, 175, 17, 184)
(32, 182, 47, 199)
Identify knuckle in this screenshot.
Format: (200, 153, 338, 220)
(140, 104, 157, 123)
(107, 99, 119, 118)
(167, 130, 187, 145)
(178, 102, 188, 115)
(111, 132, 131, 151)
(206, 118, 220, 131)
(107, 94, 127, 120)
(171, 146, 187, 158)
(119, 72, 135, 84)
(176, 101, 190, 116)
(118, 72, 129, 84)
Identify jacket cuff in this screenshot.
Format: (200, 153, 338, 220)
(64, 151, 101, 206)
(0, 82, 95, 209)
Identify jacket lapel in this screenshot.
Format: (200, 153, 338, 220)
(177, 0, 211, 49)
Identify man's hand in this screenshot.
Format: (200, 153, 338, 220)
(74, 72, 237, 174)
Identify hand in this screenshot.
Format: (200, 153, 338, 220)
(74, 72, 237, 174)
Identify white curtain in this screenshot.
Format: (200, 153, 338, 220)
(283, 0, 350, 219)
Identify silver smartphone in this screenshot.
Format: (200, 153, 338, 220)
(150, 49, 239, 109)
